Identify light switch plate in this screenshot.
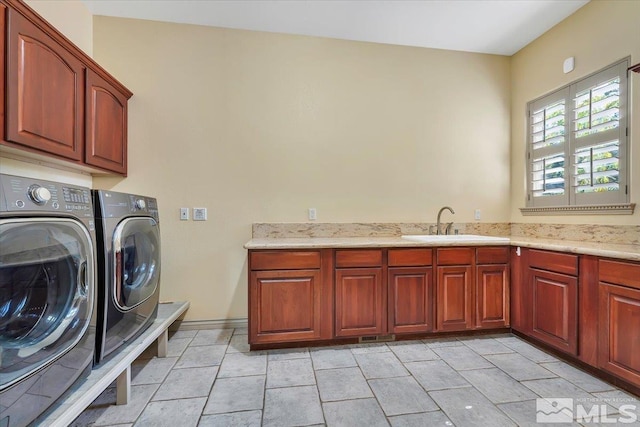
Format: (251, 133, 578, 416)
(193, 207, 207, 221)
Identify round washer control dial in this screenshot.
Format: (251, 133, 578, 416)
(28, 185, 52, 205)
(135, 199, 146, 210)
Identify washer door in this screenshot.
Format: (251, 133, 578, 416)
(112, 217, 160, 311)
(0, 218, 94, 391)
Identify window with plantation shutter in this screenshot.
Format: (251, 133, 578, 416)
(525, 60, 630, 212)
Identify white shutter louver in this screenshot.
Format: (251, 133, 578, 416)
(527, 89, 569, 206)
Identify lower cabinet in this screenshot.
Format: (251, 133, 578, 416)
(529, 268, 578, 355)
(436, 247, 509, 332)
(521, 249, 579, 356)
(250, 269, 322, 342)
(248, 246, 509, 346)
(598, 259, 640, 386)
(387, 248, 433, 334)
(249, 250, 332, 345)
(334, 249, 385, 337)
(437, 265, 473, 331)
(335, 268, 385, 337)
(476, 264, 509, 329)
(388, 267, 433, 334)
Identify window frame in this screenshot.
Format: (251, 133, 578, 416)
(524, 58, 631, 214)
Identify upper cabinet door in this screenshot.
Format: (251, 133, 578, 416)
(5, 8, 85, 161)
(85, 70, 128, 174)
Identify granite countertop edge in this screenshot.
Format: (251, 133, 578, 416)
(244, 236, 640, 261)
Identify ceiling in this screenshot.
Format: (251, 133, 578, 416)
(81, 0, 589, 56)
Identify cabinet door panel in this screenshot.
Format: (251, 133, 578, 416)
(599, 283, 640, 386)
(437, 266, 473, 331)
(85, 70, 128, 174)
(510, 247, 530, 333)
(250, 269, 321, 344)
(530, 268, 577, 355)
(6, 9, 84, 160)
(388, 267, 433, 333)
(1, 4, 5, 135)
(335, 268, 385, 337)
(476, 265, 509, 329)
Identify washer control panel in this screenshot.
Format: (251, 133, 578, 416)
(0, 174, 93, 217)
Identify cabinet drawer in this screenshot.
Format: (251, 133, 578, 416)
(437, 248, 474, 265)
(529, 249, 578, 276)
(388, 248, 432, 267)
(335, 250, 382, 268)
(600, 259, 640, 290)
(250, 251, 321, 270)
(476, 246, 509, 264)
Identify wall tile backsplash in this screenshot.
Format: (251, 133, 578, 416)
(253, 222, 638, 245)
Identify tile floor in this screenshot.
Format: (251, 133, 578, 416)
(71, 329, 640, 427)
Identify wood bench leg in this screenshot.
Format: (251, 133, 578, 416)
(116, 365, 131, 405)
(157, 328, 168, 358)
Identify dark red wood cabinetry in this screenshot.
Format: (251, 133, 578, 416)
(527, 250, 578, 356)
(436, 248, 474, 331)
(388, 249, 433, 334)
(249, 246, 509, 346)
(476, 247, 510, 329)
(5, 8, 85, 161)
(0, 4, 5, 134)
(335, 250, 386, 337)
(598, 259, 640, 387)
(0, 0, 132, 175)
(249, 250, 333, 345)
(85, 70, 128, 174)
(511, 247, 640, 394)
(437, 247, 509, 332)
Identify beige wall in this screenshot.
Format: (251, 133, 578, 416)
(92, 17, 511, 321)
(25, 0, 92, 55)
(1, 0, 94, 186)
(510, 0, 640, 224)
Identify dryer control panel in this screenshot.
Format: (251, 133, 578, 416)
(95, 190, 160, 222)
(0, 174, 93, 218)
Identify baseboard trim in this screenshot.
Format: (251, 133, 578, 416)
(169, 318, 248, 331)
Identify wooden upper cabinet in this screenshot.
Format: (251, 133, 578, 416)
(85, 70, 128, 174)
(1, 4, 6, 134)
(1, 0, 132, 175)
(5, 8, 85, 160)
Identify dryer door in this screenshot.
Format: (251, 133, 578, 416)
(0, 218, 94, 391)
(112, 217, 160, 311)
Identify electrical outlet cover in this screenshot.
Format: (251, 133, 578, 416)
(180, 207, 189, 220)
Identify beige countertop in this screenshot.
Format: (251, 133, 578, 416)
(244, 236, 640, 261)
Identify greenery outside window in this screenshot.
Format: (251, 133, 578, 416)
(524, 59, 632, 215)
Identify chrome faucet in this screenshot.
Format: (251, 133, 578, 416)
(435, 206, 455, 235)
